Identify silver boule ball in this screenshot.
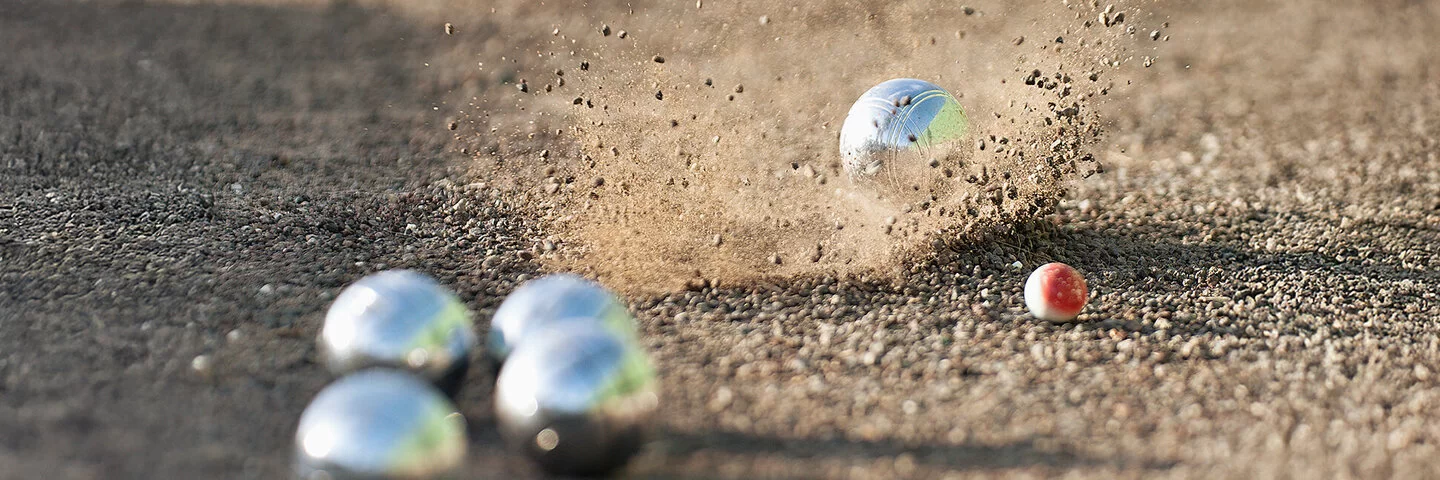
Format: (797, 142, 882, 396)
(321, 270, 475, 396)
(839, 78, 969, 197)
(495, 324, 659, 476)
(294, 370, 467, 480)
(488, 273, 637, 363)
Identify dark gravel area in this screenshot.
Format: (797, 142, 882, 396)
(2, 0, 1438, 479)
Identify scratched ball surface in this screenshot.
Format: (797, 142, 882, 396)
(294, 370, 467, 480)
(839, 78, 969, 183)
(488, 273, 638, 363)
(1024, 262, 1089, 322)
(321, 270, 475, 395)
(494, 324, 659, 476)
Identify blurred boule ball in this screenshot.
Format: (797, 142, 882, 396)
(294, 369, 467, 480)
(321, 270, 476, 396)
(488, 273, 638, 364)
(494, 323, 659, 476)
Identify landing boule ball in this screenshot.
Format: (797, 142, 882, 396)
(294, 370, 467, 480)
(495, 324, 659, 476)
(488, 273, 637, 363)
(838, 78, 969, 179)
(321, 270, 476, 396)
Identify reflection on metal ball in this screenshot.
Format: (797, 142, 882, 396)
(488, 273, 637, 363)
(495, 324, 659, 476)
(321, 270, 475, 396)
(294, 370, 467, 480)
(839, 78, 969, 179)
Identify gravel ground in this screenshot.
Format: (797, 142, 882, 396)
(2, 0, 1439, 479)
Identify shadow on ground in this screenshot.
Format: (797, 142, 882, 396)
(632, 428, 1176, 478)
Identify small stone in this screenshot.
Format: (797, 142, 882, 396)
(708, 387, 733, 411)
(444, 23, 454, 35)
(191, 355, 213, 376)
(652, 55, 665, 63)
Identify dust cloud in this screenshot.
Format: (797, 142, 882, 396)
(462, 1, 1155, 292)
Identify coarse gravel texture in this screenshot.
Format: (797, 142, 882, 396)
(2, 0, 1439, 479)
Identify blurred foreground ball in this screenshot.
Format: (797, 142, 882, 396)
(294, 370, 467, 480)
(322, 270, 475, 395)
(489, 273, 637, 363)
(495, 324, 658, 476)
(1025, 262, 1089, 322)
(839, 78, 969, 181)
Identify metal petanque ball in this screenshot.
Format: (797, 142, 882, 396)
(488, 273, 637, 364)
(321, 270, 476, 396)
(294, 370, 467, 480)
(494, 324, 659, 476)
(839, 78, 969, 196)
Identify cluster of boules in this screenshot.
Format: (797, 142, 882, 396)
(295, 270, 655, 479)
(300, 270, 475, 479)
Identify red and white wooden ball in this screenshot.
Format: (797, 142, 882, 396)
(1024, 262, 1089, 322)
